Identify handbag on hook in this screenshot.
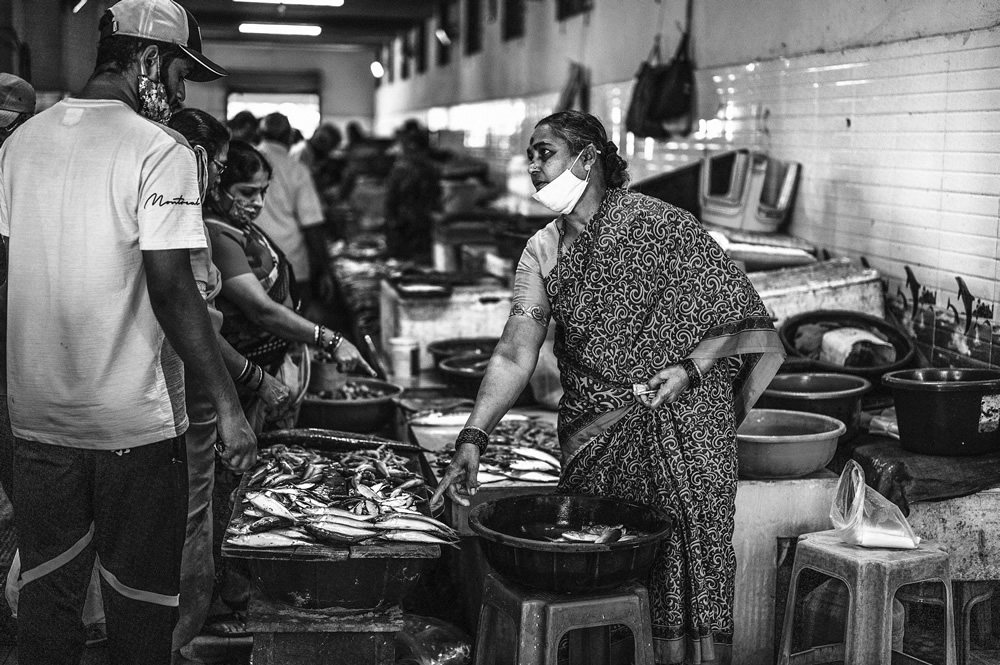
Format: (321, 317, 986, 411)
(625, 30, 694, 139)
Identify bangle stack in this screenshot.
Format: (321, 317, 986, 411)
(457, 426, 490, 455)
(237, 358, 266, 392)
(315, 324, 344, 352)
(680, 358, 703, 392)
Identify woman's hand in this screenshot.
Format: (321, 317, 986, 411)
(429, 443, 481, 511)
(257, 371, 292, 418)
(638, 365, 690, 409)
(335, 339, 376, 377)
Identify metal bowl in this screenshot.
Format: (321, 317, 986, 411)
(438, 352, 534, 406)
(468, 494, 673, 593)
(426, 337, 499, 369)
(757, 373, 871, 442)
(737, 408, 846, 479)
(297, 378, 404, 433)
(884, 368, 1000, 456)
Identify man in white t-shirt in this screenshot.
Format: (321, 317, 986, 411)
(256, 112, 333, 318)
(0, 1, 255, 663)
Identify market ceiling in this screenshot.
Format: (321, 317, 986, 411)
(184, 0, 438, 47)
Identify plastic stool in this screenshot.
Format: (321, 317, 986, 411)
(473, 573, 654, 665)
(778, 529, 957, 665)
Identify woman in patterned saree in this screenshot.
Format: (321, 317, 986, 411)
(431, 110, 785, 664)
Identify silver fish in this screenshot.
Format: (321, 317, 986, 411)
(248, 493, 300, 522)
(227, 532, 313, 548)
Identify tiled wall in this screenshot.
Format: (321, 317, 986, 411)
(378, 25, 1000, 368)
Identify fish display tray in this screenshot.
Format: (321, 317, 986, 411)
(223, 428, 441, 562)
(222, 429, 443, 612)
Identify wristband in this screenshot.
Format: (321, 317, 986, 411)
(680, 359, 702, 392)
(252, 364, 266, 392)
(457, 426, 490, 456)
(326, 330, 344, 352)
(238, 361, 260, 386)
(236, 358, 252, 383)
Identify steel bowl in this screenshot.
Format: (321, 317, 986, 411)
(297, 378, 404, 433)
(468, 494, 673, 593)
(426, 337, 499, 370)
(737, 408, 846, 479)
(756, 373, 871, 442)
(884, 368, 1000, 456)
(439, 352, 534, 406)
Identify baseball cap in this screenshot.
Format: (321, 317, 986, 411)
(100, 0, 228, 83)
(0, 74, 35, 129)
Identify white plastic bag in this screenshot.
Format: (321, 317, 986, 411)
(830, 460, 920, 549)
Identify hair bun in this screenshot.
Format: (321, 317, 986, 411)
(605, 140, 619, 154)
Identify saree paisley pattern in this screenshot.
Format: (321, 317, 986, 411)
(542, 188, 784, 664)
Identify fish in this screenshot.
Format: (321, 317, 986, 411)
(510, 446, 561, 470)
(370, 515, 454, 536)
(308, 514, 379, 531)
(376, 530, 460, 548)
(227, 532, 313, 548)
(303, 506, 378, 521)
(504, 471, 561, 483)
(509, 460, 557, 472)
(304, 522, 378, 546)
(248, 493, 300, 522)
(477, 471, 508, 484)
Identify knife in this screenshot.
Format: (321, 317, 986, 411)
(363, 334, 390, 381)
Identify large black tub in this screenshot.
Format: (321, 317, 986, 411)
(883, 368, 1000, 456)
(468, 494, 672, 593)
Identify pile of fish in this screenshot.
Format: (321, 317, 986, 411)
(432, 443, 561, 485)
(226, 443, 459, 550)
(519, 522, 645, 545)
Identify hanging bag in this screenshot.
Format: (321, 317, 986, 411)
(625, 31, 694, 139)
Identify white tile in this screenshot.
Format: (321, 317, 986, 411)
(942, 191, 1000, 217)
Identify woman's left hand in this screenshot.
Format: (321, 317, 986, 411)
(638, 365, 690, 409)
(335, 339, 377, 377)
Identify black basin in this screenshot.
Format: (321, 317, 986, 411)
(468, 494, 672, 593)
(884, 368, 1000, 456)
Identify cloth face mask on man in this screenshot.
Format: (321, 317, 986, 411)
(138, 58, 172, 124)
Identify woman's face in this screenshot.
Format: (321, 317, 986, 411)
(526, 124, 588, 191)
(225, 168, 270, 220)
(208, 141, 229, 192)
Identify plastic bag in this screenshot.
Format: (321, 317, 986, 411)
(830, 460, 920, 549)
(395, 614, 472, 665)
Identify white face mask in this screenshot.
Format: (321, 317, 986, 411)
(531, 150, 590, 215)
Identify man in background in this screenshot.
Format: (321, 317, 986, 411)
(0, 72, 34, 498)
(291, 122, 341, 184)
(256, 112, 333, 319)
(227, 109, 258, 144)
(0, 1, 255, 663)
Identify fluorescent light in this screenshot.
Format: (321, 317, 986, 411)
(239, 23, 323, 36)
(72, 0, 88, 12)
(435, 28, 451, 46)
(234, 0, 344, 5)
(370, 61, 385, 78)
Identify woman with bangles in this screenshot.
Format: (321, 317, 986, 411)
(200, 140, 374, 636)
(431, 110, 785, 664)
